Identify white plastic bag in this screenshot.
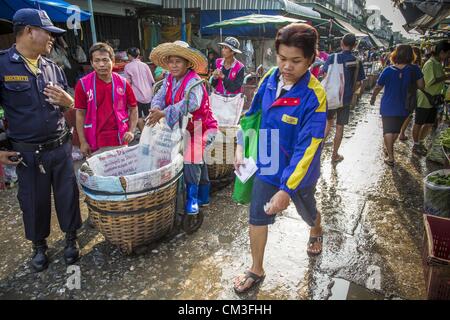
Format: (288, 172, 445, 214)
(210, 93, 244, 126)
(321, 54, 345, 110)
(137, 119, 183, 173)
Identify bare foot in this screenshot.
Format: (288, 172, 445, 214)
(331, 154, 344, 163)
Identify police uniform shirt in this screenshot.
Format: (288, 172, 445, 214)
(0, 45, 68, 143)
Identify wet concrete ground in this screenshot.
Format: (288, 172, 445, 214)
(0, 94, 438, 300)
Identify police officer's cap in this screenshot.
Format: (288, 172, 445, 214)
(13, 8, 66, 36)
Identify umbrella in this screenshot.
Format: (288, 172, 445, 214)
(205, 14, 305, 73)
(205, 14, 305, 29)
(0, 0, 91, 23)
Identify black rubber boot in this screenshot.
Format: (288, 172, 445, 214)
(31, 240, 49, 272)
(64, 231, 80, 265)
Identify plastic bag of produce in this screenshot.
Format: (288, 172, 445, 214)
(424, 169, 450, 218)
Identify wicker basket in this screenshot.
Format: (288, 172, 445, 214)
(85, 174, 181, 254)
(206, 126, 238, 181)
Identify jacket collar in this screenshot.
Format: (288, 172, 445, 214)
(266, 68, 311, 98)
(9, 45, 47, 66)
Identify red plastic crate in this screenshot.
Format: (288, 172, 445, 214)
(422, 214, 450, 300)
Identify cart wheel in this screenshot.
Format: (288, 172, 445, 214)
(182, 212, 204, 234)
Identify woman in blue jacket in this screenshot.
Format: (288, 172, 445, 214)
(233, 23, 327, 293)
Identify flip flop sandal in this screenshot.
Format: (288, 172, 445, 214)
(233, 270, 265, 294)
(307, 235, 323, 257)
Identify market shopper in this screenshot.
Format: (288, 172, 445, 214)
(323, 33, 366, 163)
(412, 40, 450, 156)
(0, 9, 82, 272)
(124, 47, 155, 133)
(211, 37, 245, 95)
(75, 42, 138, 157)
(147, 41, 218, 214)
(399, 46, 422, 141)
(233, 23, 327, 293)
(370, 45, 424, 166)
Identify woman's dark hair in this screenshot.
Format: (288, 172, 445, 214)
(275, 23, 319, 61)
(390, 44, 415, 65)
(127, 47, 140, 58)
(89, 42, 115, 61)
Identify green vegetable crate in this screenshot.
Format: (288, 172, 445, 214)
(424, 169, 450, 218)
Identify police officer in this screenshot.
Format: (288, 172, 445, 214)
(0, 9, 82, 272)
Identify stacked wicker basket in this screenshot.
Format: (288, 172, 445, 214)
(206, 126, 239, 181)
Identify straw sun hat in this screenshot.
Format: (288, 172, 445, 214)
(150, 41, 208, 74)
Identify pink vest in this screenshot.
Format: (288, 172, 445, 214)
(165, 70, 218, 163)
(215, 58, 244, 95)
(79, 71, 129, 152)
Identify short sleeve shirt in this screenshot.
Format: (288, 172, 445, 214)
(417, 56, 445, 109)
(322, 50, 366, 105)
(377, 64, 423, 117)
(75, 76, 137, 148)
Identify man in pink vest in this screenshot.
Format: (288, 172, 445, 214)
(75, 42, 138, 157)
(211, 37, 245, 95)
(147, 41, 218, 215)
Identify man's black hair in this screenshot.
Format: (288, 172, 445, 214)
(342, 33, 356, 48)
(13, 25, 26, 38)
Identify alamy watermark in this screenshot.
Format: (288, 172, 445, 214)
(66, 5, 82, 35)
(66, 265, 81, 290)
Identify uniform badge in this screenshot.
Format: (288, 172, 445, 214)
(4, 75, 29, 82)
(117, 87, 125, 95)
(282, 114, 298, 125)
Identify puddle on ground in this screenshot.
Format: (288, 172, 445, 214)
(328, 278, 384, 300)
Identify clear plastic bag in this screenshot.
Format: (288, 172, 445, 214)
(424, 169, 450, 218)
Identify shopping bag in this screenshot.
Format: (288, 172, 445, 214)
(232, 110, 261, 204)
(321, 54, 345, 110)
(210, 92, 245, 126)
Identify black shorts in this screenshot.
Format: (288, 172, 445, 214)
(382, 116, 407, 134)
(327, 105, 351, 126)
(137, 102, 151, 118)
(249, 176, 317, 227)
(415, 107, 437, 125)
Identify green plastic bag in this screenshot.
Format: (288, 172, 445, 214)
(232, 110, 261, 204)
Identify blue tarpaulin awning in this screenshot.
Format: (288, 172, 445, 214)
(0, 0, 91, 23)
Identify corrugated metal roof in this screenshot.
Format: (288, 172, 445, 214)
(335, 18, 367, 37)
(163, 0, 320, 18)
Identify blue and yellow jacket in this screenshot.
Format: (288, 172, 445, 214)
(247, 67, 327, 195)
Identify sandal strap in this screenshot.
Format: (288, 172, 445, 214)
(237, 270, 264, 286)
